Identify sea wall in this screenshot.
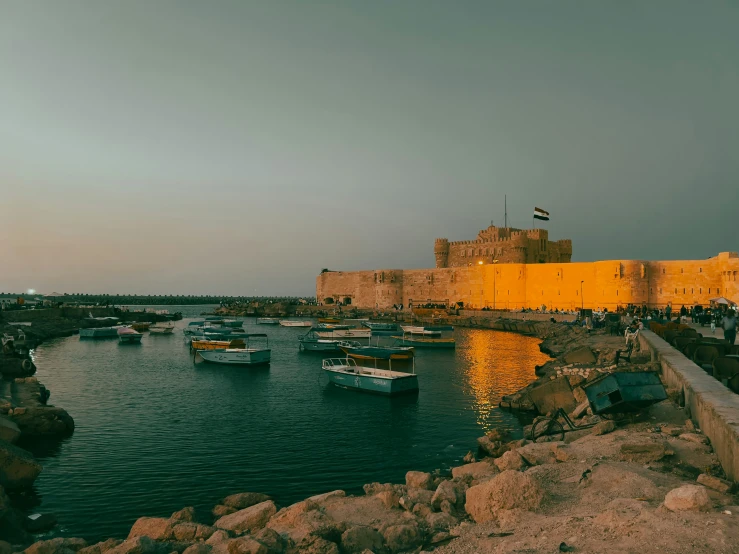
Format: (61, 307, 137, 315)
(317, 251, 739, 310)
(640, 330, 739, 480)
(0, 307, 115, 323)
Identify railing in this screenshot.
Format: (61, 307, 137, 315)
(322, 357, 356, 369)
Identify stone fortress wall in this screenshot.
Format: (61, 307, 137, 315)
(317, 225, 739, 310)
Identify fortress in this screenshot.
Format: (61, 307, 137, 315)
(316, 224, 739, 311)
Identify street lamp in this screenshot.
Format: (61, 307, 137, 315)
(580, 281, 584, 311)
(493, 259, 499, 310)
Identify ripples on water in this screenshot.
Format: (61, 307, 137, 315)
(25, 309, 549, 541)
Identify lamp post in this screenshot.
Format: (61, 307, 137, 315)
(493, 259, 499, 310)
(580, 281, 584, 311)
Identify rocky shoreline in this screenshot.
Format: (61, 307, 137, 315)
(3, 322, 739, 553)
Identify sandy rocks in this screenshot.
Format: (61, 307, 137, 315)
(516, 442, 559, 466)
(222, 492, 272, 510)
(664, 485, 711, 512)
(290, 536, 339, 554)
(679, 433, 709, 445)
(266, 499, 343, 544)
(214, 500, 277, 534)
(77, 539, 122, 554)
(307, 490, 345, 504)
(24, 538, 88, 554)
(181, 545, 211, 554)
(172, 522, 218, 541)
(382, 523, 420, 553)
(375, 490, 399, 509)
(340, 526, 385, 553)
(210, 537, 267, 554)
(171, 507, 196, 522)
(494, 450, 526, 472)
(406, 487, 433, 506)
(464, 470, 544, 523)
(106, 536, 162, 554)
(451, 460, 496, 482)
(425, 511, 458, 532)
(212, 505, 237, 518)
(430, 480, 463, 512)
(128, 517, 175, 541)
(619, 441, 673, 463)
(462, 451, 476, 463)
(252, 528, 284, 554)
(0, 441, 42, 489)
(205, 531, 231, 546)
(563, 346, 596, 364)
(660, 424, 683, 437)
(592, 420, 616, 436)
(696, 474, 732, 493)
(405, 471, 433, 490)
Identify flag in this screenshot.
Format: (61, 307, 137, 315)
(534, 207, 549, 221)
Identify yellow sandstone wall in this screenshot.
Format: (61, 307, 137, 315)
(316, 252, 739, 310)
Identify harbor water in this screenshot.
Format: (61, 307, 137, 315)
(25, 307, 549, 541)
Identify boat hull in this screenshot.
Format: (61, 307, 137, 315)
(149, 327, 174, 335)
(300, 340, 342, 352)
(118, 334, 143, 344)
(197, 349, 271, 366)
(339, 345, 415, 360)
(324, 369, 418, 395)
(80, 327, 119, 339)
(279, 321, 313, 327)
(394, 337, 456, 349)
(316, 329, 371, 339)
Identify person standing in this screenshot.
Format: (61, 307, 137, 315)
(721, 310, 736, 346)
(665, 305, 672, 322)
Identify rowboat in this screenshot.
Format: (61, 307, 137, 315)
(339, 343, 415, 361)
(190, 338, 246, 350)
(118, 327, 143, 344)
(256, 318, 280, 325)
(279, 320, 313, 327)
(80, 327, 120, 339)
(322, 357, 418, 396)
(194, 334, 270, 366)
(150, 322, 175, 335)
(130, 322, 151, 332)
(298, 330, 344, 352)
(393, 335, 456, 349)
(400, 326, 441, 337)
(316, 328, 372, 339)
(318, 317, 341, 324)
(183, 321, 206, 335)
(362, 322, 398, 331)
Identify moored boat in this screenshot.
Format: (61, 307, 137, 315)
(118, 327, 143, 344)
(318, 317, 341, 324)
(316, 328, 371, 339)
(279, 320, 313, 327)
(314, 323, 350, 330)
(322, 357, 418, 395)
(150, 322, 175, 335)
(256, 318, 280, 325)
(393, 335, 456, 349)
(190, 338, 246, 350)
(130, 322, 151, 332)
(339, 343, 415, 361)
(194, 334, 270, 366)
(362, 322, 399, 331)
(298, 330, 345, 352)
(80, 327, 120, 339)
(400, 325, 441, 337)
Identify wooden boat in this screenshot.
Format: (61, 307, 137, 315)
(150, 322, 175, 335)
(318, 317, 341, 324)
(298, 330, 344, 352)
(190, 338, 246, 350)
(363, 322, 398, 331)
(279, 320, 313, 327)
(130, 322, 151, 332)
(195, 334, 270, 366)
(314, 323, 350, 330)
(339, 343, 415, 361)
(322, 357, 418, 395)
(80, 327, 119, 339)
(316, 328, 371, 339)
(400, 325, 441, 337)
(393, 335, 456, 349)
(256, 318, 280, 325)
(118, 327, 143, 344)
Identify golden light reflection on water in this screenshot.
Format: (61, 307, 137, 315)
(459, 329, 551, 432)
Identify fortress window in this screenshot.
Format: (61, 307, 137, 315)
(700, 288, 702, 293)
(718, 288, 721, 294)
(681, 268, 684, 273)
(660, 288, 662, 293)
(709, 288, 711, 293)
(683, 288, 685, 294)
(662, 268, 665, 274)
(691, 288, 693, 294)
(700, 268, 702, 273)
(616, 290, 618, 296)
(675, 288, 677, 293)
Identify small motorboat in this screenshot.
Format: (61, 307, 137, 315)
(298, 330, 345, 352)
(149, 322, 175, 335)
(194, 334, 270, 366)
(256, 318, 280, 325)
(314, 323, 350, 330)
(339, 343, 415, 361)
(118, 327, 143, 344)
(130, 322, 151, 332)
(394, 326, 455, 349)
(190, 338, 246, 350)
(315, 328, 371, 339)
(322, 357, 418, 395)
(279, 320, 313, 327)
(80, 327, 120, 339)
(362, 322, 399, 331)
(318, 317, 341, 324)
(400, 326, 441, 337)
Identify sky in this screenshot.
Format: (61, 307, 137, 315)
(1, 1, 737, 296)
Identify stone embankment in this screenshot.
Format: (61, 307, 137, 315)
(5, 323, 739, 553)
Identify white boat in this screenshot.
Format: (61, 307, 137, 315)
(256, 318, 280, 325)
(150, 322, 175, 334)
(279, 320, 313, 327)
(118, 327, 143, 344)
(321, 357, 418, 395)
(316, 328, 372, 339)
(400, 325, 441, 337)
(194, 334, 270, 366)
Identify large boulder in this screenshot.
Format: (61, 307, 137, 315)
(425, 512, 458, 532)
(289, 536, 338, 554)
(516, 442, 559, 466)
(450, 461, 496, 482)
(170, 507, 196, 522)
(0, 416, 21, 444)
(464, 470, 544, 523)
(172, 523, 218, 541)
(252, 528, 284, 554)
(181, 546, 211, 554)
(620, 441, 673, 463)
(107, 536, 165, 554)
(430, 480, 465, 513)
(10, 407, 75, 438)
(77, 539, 122, 554)
(340, 526, 385, 553)
(405, 471, 433, 490)
(214, 500, 276, 534)
(382, 523, 420, 553)
(212, 505, 237, 518)
(664, 485, 711, 512)
(128, 517, 175, 541)
(222, 492, 272, 510)
(210, 537, 267, 554)
(494, 450, 526, 472)
(0, 441, 42, 489)
(25, 538, 88, 554)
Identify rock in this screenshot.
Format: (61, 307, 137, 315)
(77, 539, 122, 554)
(619, 441, 673, 463)
(252, 528, 284, 554)
(25, 538, 88, 554)
(406, 488, 433, 506)
(411, 504, 431, 518)
(0, 416, 21, 443)
(398, 496, 413, 511)
(172, 523, 218, 541)
(425, 512, 458, 532)
(568, 375, 586, 388)
(516, 442, 559, 466)
(340, 526, 385, 553)
(375, 490, 398, 509)
(494, 450, 526, 472)
(664, 485, 711, 512)
(10, 406, 74, 438)
(592, 420, 616, 436)
(552, 444, 576, 462)
(181, 546, 211, 554)
(307, 490, 345, 503)
(25, 512, 58, 532)
(211, 537, 267, 554)
(214, 500, 277, 534)
(222, 492, 272, 510)
(290, 536, 339, 554)
(362, 483, 395, 496)
(464, 470, 544, 523)
(212, 505, 237, 518)
(0, 541, 10, 554)
(660, 424, 683, 437)
(451, 461, 496, 482)
(570, 400, 589, 420)
(266, 499, 340, 544)
(106, 536, 162, 554)
(0, 441, 42, 489)
(476, 436, 498, 457)
(205, 531, 231, 546)
(685, 419, 696, 432)
(430, 532, 451, 545)
(382, 524, 420, 553)
(431, 481, 462, 511)
(572, 386, 587, 404)
(462, 451, 476, 464)
(697, 474, 732, 493)
(405, 471, 433, 490)
(128, 517, 175, 541)
(679, 433, 709, 445)
(171, 507, 196, 522)
(563, 346, 596, 364)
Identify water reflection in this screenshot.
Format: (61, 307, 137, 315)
(459, 329, 550, 431)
